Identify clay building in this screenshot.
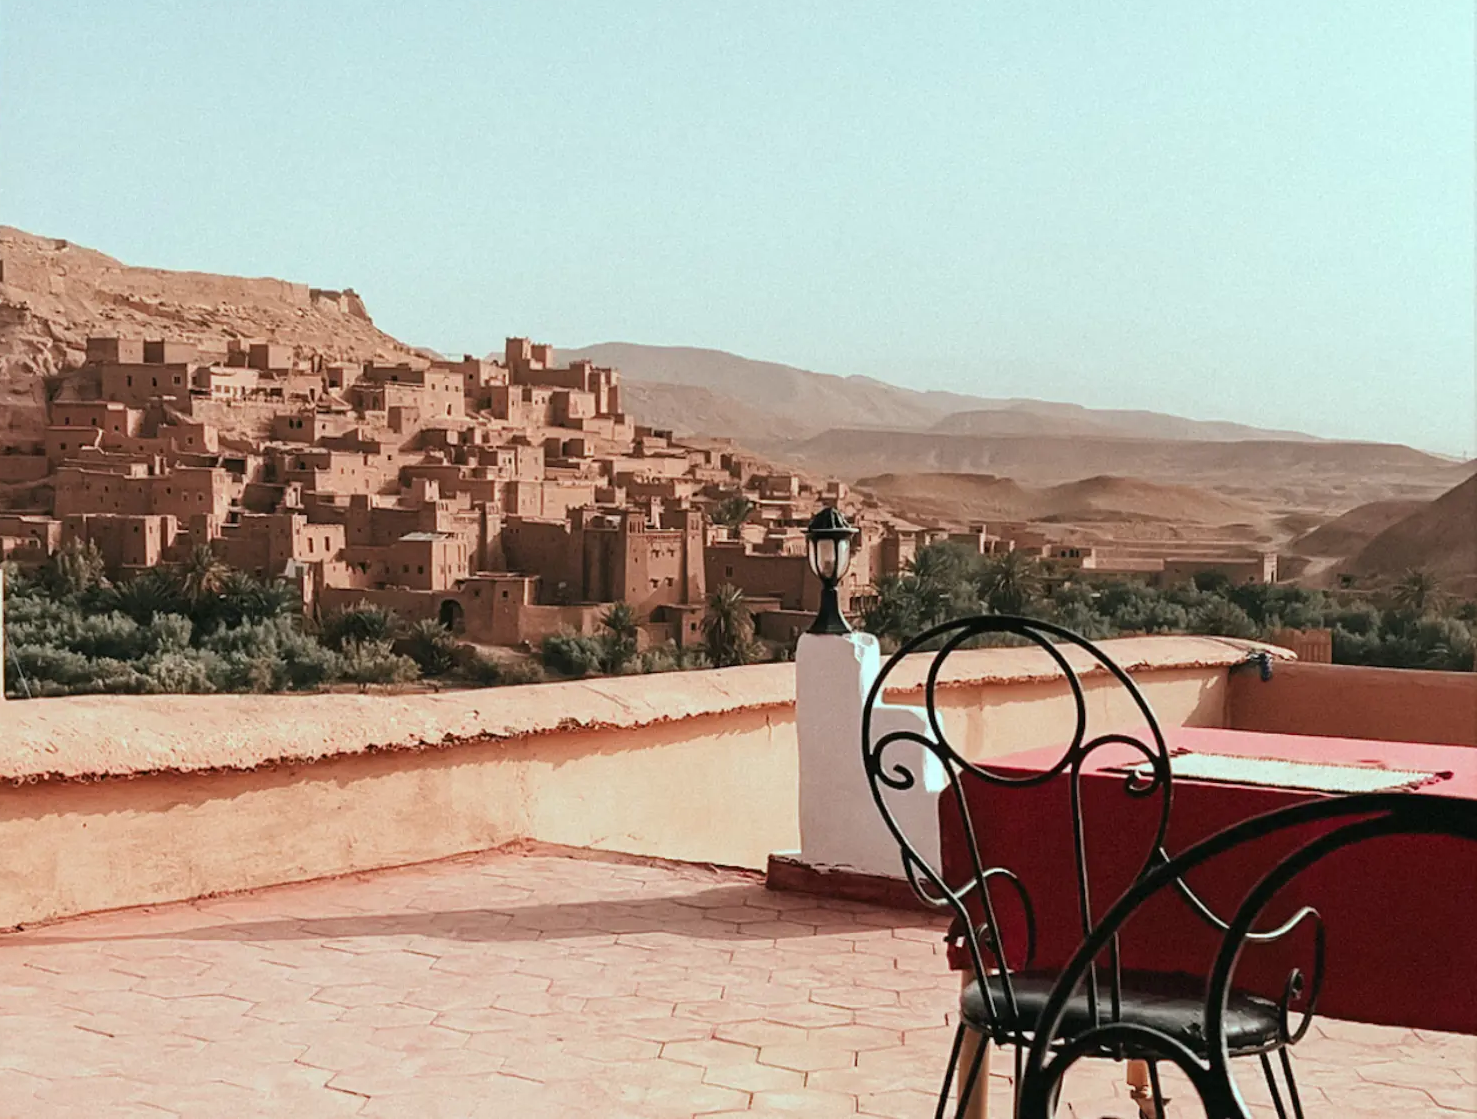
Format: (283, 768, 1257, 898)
(61, 513, 180, 573)
(54, 463, 233, 525)
(502, 506, 705, 618)
(0, 515, 61, 565)
(216, 513, 347, 582)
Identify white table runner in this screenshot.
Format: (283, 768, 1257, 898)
(1121, 751, 1446, 795)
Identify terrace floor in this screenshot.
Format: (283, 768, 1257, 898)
(0, 848, 1471, 1118)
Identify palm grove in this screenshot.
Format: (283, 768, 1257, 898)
(3, 538, 1472, 697)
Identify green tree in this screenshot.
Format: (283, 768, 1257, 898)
(599, 602, 640, 673)
(977, 550, 1043, 615)
(176, 544, 230, 612)
(1391, 569, 1441, 614)
(337, 639, 419, 686)
(1187, 597, 1259, 639)
(110, 568, 188, 624)
(711, 495, 754, 530)
(703, 584, 756, 667)
(209, 570, 300, 631)
(321, 603, 401, 651)
(540, 630, 607, 676)
(44, 539, 107, 598)
(404, 618, 459, 676)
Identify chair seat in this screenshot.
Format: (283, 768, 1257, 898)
(960, 970, 1283, 1054)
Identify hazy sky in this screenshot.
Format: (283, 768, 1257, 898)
(4, 2, 1473, 453)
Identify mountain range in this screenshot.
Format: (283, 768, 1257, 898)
(562, 342, 1321, 446)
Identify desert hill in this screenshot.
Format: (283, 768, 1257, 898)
(0, 226, 417, 448)
(855, 472, 1262, 528)
(785, 428, 1462, 515)
(615, 380, 813, 444)
(1289, 499, 1427, 558)
(562, 341, 1322, 445)
(933, 403, 1316, 443)
(1346, 473, 1477, 591)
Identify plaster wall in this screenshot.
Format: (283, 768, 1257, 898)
(0, 705, 798, 928)
(1227, 661, 1477, 747)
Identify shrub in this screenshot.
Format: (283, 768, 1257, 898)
(109, 568, 187, 624)
(320, 603, 401, 651)
(404, 618, 459, 676)
(338, 639, 419, 685)
(142, 651, 217, 694)
(541, 630, 607, 677)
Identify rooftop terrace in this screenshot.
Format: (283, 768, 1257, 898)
(5, 847, 1470, 1118)
(1, 636, 1473, 1116)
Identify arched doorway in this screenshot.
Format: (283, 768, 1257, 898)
(439, 599, 465, 635)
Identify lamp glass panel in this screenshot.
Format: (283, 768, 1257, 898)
(834, 537, 852, 580)
(811, 538, 838, 580)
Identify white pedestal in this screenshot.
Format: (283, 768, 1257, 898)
(790, 631, 946, 879)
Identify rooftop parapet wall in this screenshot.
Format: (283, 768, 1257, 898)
(0, 637, 1285, 929)
(2, 635, 1274, 786)
(1228, 660, 1477, 747)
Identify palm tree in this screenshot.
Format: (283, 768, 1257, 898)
(405, 617, 459, 676)
(703, 584, 755, 667)
(978, 550, 1043, 615)
(213, 570, 300, 629)
(111, 567, 186, 623)
(599, 602, 640, 673)
(176, 544, 229, 611)
(1392, 568, 1441, 614)
(711, 495, 754, 531)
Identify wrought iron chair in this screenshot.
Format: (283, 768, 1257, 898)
(861, 616, 1323, 1119)
(1017, 791, 1477, 1118)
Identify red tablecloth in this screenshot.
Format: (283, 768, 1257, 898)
(940, 727, 1477, 1033)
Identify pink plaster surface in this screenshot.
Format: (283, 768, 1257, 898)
(0, 849, 1467, 1118)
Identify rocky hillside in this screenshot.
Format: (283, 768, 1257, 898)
(1346, 473, 1477, 591)
(1289, 499, 1427, 558)
(0, 226, 416, 448)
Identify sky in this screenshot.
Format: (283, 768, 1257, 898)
(3, 2, 1473, 454)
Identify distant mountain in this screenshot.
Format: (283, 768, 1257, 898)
(1346, 473, 1477, 590)
(778, 428, 1464, 517)
(854, 472, 1263, 527)
(1289, 499, 1428, 558)
(617, 380, 812, 443)
(565, 341, 1323, 444)
(933, 402, 1319, 443)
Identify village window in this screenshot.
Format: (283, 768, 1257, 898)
(725, 565, 734, 578)
(126, 376, 133, 386)
(402, 565, 410, 574)
(417, 565, 424, 575)
(63, 417, 71, 425)
(151, 377, 157, 387)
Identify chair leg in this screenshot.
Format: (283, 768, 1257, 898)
(934, 1024, 966, 1119)
(1259, 1051, 1290, 1119)
(1278, 1049, 1306, 1119)
(1146, 1060, 1168, 1119)
(1128, 1059, 1168, 1119)
(954, 1027, 990, 1119)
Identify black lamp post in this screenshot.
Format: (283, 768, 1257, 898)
(805, 506, 858, 635)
